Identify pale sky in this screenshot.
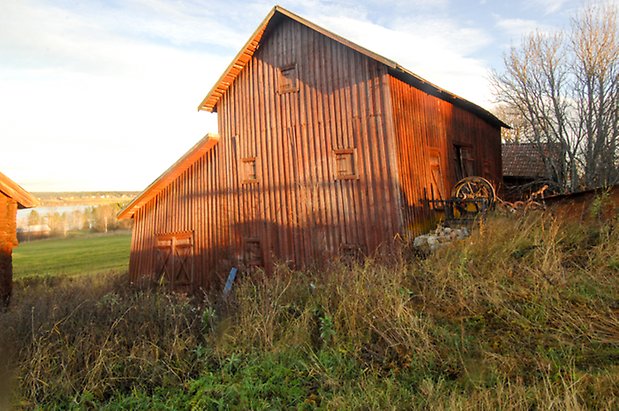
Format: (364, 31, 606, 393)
(1, 0, 614, 192)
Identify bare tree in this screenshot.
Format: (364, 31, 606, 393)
(492, 3, 618, 191)
(571, 4, 619, 187)
(493, 104, 528, 142)
(27, 210, 41, 227)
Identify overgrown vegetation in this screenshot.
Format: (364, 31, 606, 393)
(1, 210, 618, 409)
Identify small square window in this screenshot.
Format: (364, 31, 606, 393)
(340, 243, 365, 265)
(244, 238, 263, 267)
(334, 149, 357, 179)
(241, 157, 257, 183)
(278, 64, 298, 93)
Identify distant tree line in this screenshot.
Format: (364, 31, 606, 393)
(20, 204, 132, 241)
(492, 3, 618, 192)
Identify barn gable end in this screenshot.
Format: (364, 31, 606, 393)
(214, 15, 404, 269)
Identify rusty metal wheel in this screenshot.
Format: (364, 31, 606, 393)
(451, 176, 496, 215)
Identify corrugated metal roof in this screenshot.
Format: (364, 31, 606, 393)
(197, 5, 509, 129)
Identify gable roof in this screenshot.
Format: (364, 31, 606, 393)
(118, 133, 220, 220)
(502, 143, 561, 178)
(0, 172, 37, 209)
(198, 5, 509, 129)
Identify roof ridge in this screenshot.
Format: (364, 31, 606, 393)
(197, 5, 509, 128)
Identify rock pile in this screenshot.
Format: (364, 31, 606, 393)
(413, 225, 470, 252)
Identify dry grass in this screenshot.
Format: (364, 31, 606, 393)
(1, 208, 618, 409)
(0, 274, 207, 407)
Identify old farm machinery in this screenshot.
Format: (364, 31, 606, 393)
(424, 176, 550, 224)
(425, 176, 497, 223)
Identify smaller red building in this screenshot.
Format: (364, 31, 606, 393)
(502, 143, 563, 200)
(502, 143, 562, 185)
(0, 172, 36, 307)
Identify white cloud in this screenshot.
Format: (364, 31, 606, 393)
(524, 0, 570, 14)
(495, 17, 556, 39)
(304, 11, 494, 106)
(0, 1, 223, 191)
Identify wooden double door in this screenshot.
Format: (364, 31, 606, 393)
(155, 232, 193, 289)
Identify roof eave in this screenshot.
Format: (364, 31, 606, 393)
(388, 66, 510, 129)
(0, 172, 37, 209)
(118, 133, 220, 220)
(197, 6, 280, 113)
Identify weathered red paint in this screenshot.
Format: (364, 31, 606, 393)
(0, 173, 36, 307)
(120, 7, 505, 290)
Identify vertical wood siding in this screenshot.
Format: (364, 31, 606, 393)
(127, 17, 502, 290)
(216, 19, 400, 270)
(389, 76, 502, 235)
(0, 194, 18, 249)
(129, 144, 232, 288)
(0, 193, 18, 306)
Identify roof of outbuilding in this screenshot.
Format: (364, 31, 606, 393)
(197, 5, 509, 129)
(502, 143, 560, 178)
(0, 172, 37, 209)
(118, 133, 220, 220)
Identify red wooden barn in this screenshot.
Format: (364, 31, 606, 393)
(119, 6, 507, 290)
(0, 172, 36, 306)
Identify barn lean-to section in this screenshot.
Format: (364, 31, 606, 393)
(388, 76, 503, 233)
(124, 136, 230, 291)
(119, 6, 506, 291)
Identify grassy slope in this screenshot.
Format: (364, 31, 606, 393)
(12, 231, 131, 278)
(1, 210, 618, 409)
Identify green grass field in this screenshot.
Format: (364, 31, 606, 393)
(12, 231, 131, 278)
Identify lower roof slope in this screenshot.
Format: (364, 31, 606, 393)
(118, 133, 219, 220)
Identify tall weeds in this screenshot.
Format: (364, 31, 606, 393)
(1, 210, 617, 409)
(0, 274, 207, 406)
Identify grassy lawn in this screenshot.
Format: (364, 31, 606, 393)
(12, 231, 131, 278)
